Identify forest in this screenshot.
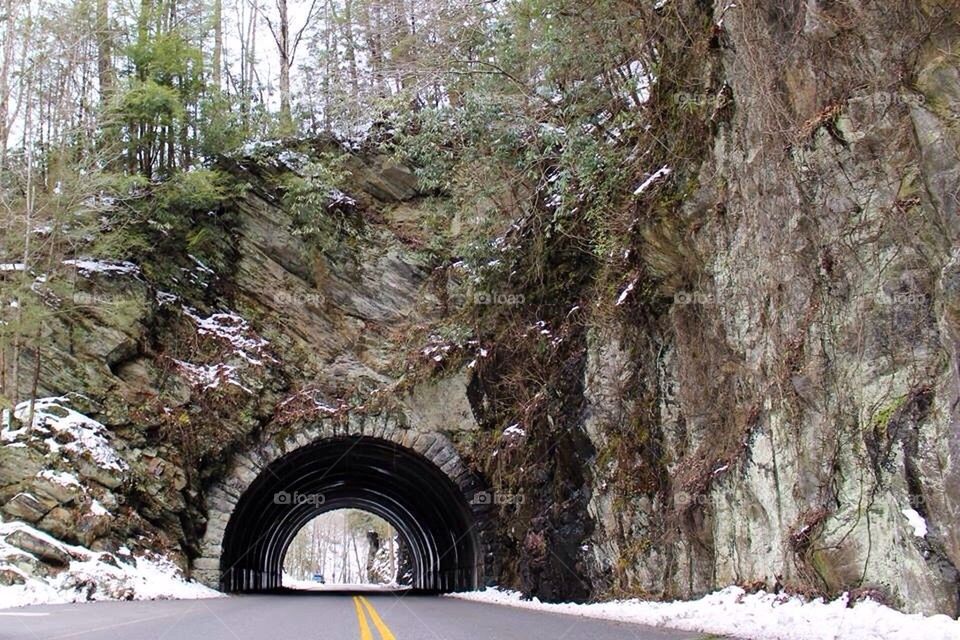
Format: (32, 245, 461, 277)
(0, 0, 654, 408)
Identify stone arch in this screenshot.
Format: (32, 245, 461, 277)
(193, 412, 494, 592)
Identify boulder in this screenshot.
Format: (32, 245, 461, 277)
(0, 567, 26, 586)
(0, 445, 44, 488)
(4, 529, 72, 567)
(39, 506, 79, 544)
(32, 475, 82, 506)
(2, 492, 56, 523)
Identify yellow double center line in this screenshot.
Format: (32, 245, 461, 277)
(352, 595, 397, 640)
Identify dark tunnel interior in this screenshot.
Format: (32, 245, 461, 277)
(218, 436, 481, 593)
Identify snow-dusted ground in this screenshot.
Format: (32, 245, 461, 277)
(0, 521, 222, 610)
(450, 586, 960, 640)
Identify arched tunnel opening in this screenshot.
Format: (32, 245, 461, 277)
(218, 436, 481, 593)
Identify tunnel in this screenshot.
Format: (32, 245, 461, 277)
(218, 436, 482, 593)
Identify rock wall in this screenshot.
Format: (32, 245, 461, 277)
(581, 0, 960, 616)
(0, 141, 484, 586)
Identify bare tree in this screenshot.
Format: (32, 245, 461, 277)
(256, 0, 321, 133)
(0, 0, 24, 171)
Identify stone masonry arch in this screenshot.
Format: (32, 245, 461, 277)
(193, 410, 495, 592)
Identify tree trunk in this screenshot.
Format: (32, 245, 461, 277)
(212, 0, 222, 89)
(24, 325, 41, 433)
(342, 0, 359, 97)
(0, 0, 19, 169)
(365, 530, 380, 582)
(96, 0, 112, 103)
(277, 0, 293, 133)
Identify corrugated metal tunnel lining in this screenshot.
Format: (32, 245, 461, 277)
(218, 436, 481, 593)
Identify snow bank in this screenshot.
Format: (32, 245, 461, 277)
(450, 586, 960, 640)
(0, 521, 222, 609)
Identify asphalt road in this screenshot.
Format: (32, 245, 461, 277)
(0, 590, 717, 640)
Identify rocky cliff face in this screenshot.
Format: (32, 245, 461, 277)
(2, 0, 960, 619)
(581, 0, 960, 616)
(1, 140, 483, 582)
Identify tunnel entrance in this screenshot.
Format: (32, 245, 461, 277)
(218, 436, 481, 593)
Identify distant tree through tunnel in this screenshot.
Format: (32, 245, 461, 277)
(216, 436, 484, 593)
(281, 509, 400, 586)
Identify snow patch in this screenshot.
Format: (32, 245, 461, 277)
(155, 291, 178, 306)
(902, 508, 928, 538)
(63, 259, 140, 277)
(36, 471, 80, 488)
(7, 398, 127, 472)
(182, 307, 271, 366)
(616, 278, 638, 306)
(171, 360, 251, 394)
(503, 424, 526, 438)
(633, 166, 672, 196)
(187, 254, 215, 276)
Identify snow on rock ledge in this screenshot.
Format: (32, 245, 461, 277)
(450, 587, 960, 640)
(4, 397, 128, 472)
(63, 259, 141, 278)
(0, 520, 222, 609)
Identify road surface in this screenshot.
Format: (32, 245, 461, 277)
(0, 589, 718, 640)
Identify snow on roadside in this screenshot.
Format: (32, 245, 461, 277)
(450, 586, 960, 640)
(0, 521, 222, 610)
